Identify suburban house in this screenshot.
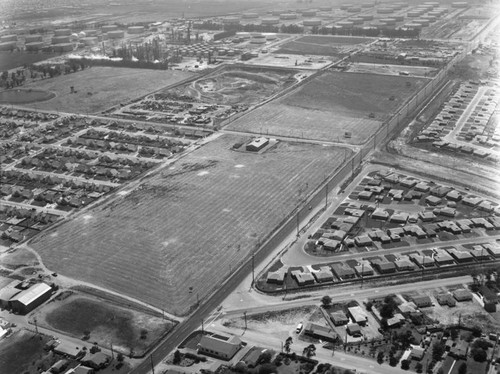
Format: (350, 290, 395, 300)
(330, 311, 349, 326)
(346, 323, 362, 337)
(197, 333, 243, 360)
(412, 296, 432, 308)
(304, 322, 338, 342)
(452, 289, 472, 302)
(347, 306, 368, 325)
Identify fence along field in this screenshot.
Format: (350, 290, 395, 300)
(226, 71, 430, 145)
(29, 134, 350, 316)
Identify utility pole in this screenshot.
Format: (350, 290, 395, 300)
(150, 354, 155, 374)
(244, 311, 247, 331)
(296, 210, 300, 236)
(251, 249, 255, 287)
(325, 182, 328, 208)
(33, 318, 38, 335)
(361, 263, 364, 288)
(110, 343, 114, 359)
(201, 318, 204, 334)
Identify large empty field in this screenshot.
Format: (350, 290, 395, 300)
(20, 67, 194, 113)
(274, 35, 372, 57)
(30, 135, 349, 315)
(161, 66, 299, 106)
(226, 71, 430, 144)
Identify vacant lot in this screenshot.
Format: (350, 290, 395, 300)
(162, 65, 298, 106)
(37, 293, 174, 355)
(0, 329, 52, 374)
(30, 135, 349, 316)
(227, 71, 429, 144)
(275, 35, 371, 57)
(21, 67, 194, 113)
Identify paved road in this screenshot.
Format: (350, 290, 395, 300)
(221, 276, 472, 317)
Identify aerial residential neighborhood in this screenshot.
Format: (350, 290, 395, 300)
(0, 0, 499, 374)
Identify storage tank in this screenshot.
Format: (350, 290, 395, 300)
(242, 13, 259, 19)
(54, 28, 71, 36)
(347, 7, 361, 13)
(271, 10, 282, 16)
(380, 18, 396, 25)
(337, 21, 354, 28)
(128, 26, 145, 34)
(266, 33, 277, 40)
(424, 1, 440, 7)
(1, 34, 18, 42)
(303, 19, 322, 26)
(261, 17, 280, 25)
(52, 35, 70, 44)
(81, 37, 98, 46)
(361, 3, 374, 8)
(302, 10, 317, 17)
(53, 43, 73, 52)
(405, 23, 422, 30)
(102, 25, 118, 32)
(414, 19, 430, 26)
(407, 11, 421, 17)
(390, 4, 403, 10)
(223, 17, 240, 24)
(319, 6, 332, 11)
(83, 29, 98, 36)
(250, 38, 266, 44)
(360, 14, 374, 20)
(377, 8, 394, 14)
(422, 15, 437, 22)
(393, 15, 404, 22)
(280, 13, 298, 20)
(340, 4, 353, 10)
(25, 34, 42, 43)
(0, 41, 17, 51)
(349, 17, 364, 25)
(107, 30, 125, 39)
(236, 32, 251, 39)
(25, 41, 44, 51)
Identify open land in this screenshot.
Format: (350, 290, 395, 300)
(161, 65, 301, 106)
(226, 71, 429, 144)
(29, 134, 350, 316)
(19, 67, 195, 114)
(275, 35, 372, 57)
(35, 292, 175, 355)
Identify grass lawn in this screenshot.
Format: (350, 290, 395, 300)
(30, 135, 349, 316)
(21, 66, 195, 114)
(0, 329, 51, 374)
(226, 71, 429, 145)
(40, 295, 174, 355)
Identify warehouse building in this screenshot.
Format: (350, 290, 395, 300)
(9, 282, 52, 314)
(246, 137, 269, 152)
(198, 333, 243, 360)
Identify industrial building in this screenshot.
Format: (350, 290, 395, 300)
(197, 333, 242, 360)
(9, 282, 52, 314)
(246, 137, 269, 152)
